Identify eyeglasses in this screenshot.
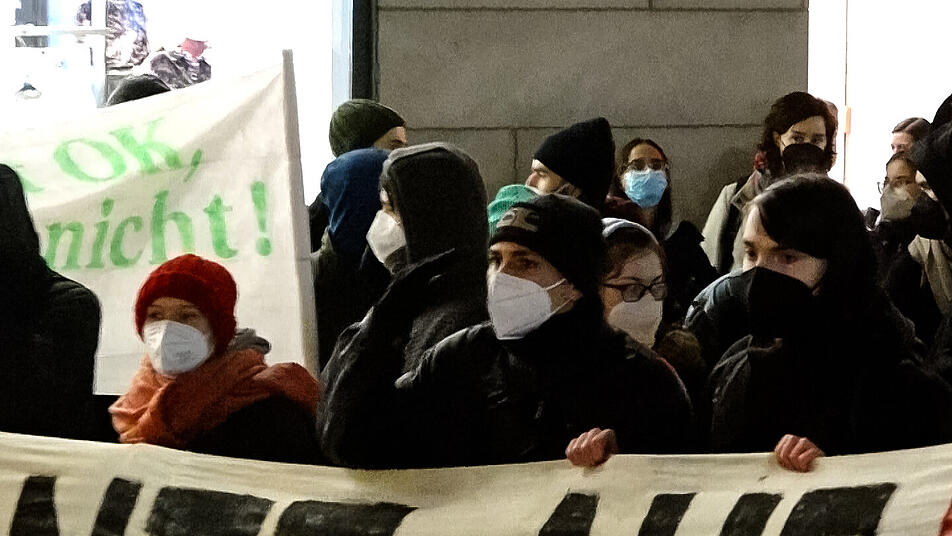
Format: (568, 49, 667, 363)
(878, 177, 920, 194)
(602, 278, 667, 302)
(877, 178, 890, 194)
(625, 158, 668, 172)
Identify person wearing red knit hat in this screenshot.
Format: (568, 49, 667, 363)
(110, 254, 321, 464)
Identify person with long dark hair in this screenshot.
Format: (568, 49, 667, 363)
(604, 137, 716, 323)
(702, 92, 837, 274)
(707, 175, 952, 471)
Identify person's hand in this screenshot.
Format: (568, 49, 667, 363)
(565, 428, 618, 467)
(774, 434, 824, 472)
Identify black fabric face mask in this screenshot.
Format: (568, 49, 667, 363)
(745, 266, 817, 339)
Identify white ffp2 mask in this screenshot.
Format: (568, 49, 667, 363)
(488, 272, 569, 340)
(366, 210, 406, 267)
(607, 298, 663, 348)
(144, 320, 212, 375)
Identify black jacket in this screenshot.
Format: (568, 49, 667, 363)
(318, 287, 694, 469)
(313, 230, 390, 370)
(0, 164, 100, 440)
(912, 102, 952, 215)
(684, 271, 752, 373)
(188, 396, 320, 464)
(707, 291, 952, 455)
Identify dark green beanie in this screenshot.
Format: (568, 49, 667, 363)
(329, 99, 406, 156)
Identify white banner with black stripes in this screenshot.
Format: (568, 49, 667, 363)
(1, 433, 950, 535)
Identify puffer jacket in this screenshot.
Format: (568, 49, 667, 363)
(0, 164, 100, 440)
(684, 271, 752, 371)
(707, 290, 952, 455)
(318, 290, 694, 469)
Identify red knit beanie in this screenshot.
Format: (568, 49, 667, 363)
(134, 254, 238, 352)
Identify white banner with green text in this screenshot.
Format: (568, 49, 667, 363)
(0, 51, 316, 393)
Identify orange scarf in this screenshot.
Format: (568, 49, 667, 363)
(110, 349, 319, 449)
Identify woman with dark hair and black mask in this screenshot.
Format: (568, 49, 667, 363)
(707, 175, 952, 471)
(702, 92, 837, 275)
(603, 138, 716, 324)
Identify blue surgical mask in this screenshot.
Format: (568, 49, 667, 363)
(623, 169, 668, 207)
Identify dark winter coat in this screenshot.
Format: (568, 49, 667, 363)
(684, 271, 752, 372)
(0, 164, 100, 440)
(318, 289, 694, 469)
(912, 99, 952, 214)
(188, 396, 320, 464)
(707, 290, 952, 455)
(313, 231, 390, 370)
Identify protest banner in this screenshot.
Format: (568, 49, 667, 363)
(0, 433, 949, 535)
(0, 51, 316, 394)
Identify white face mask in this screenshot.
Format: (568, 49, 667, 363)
(487, 272, 570, 340)
(880, 185, 915, 221)
(608, 298, 663, 348)
(144, 320, 212, 376)
(366, 210, 406, 267)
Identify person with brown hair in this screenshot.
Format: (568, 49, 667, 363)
(702, 91, 838, 274)
(892, 117, 931, 154)
(603, 137, 716, 323)
(600, 219, 706, 398)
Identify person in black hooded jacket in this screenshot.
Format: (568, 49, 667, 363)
(318, 194, 693, 469)
(332, 142, 490, 376)
(0, 164, 100, 440)
(705, 175, 952, 471)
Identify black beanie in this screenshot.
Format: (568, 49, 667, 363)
(106, 75, 170, 106)
(533, 117, 615, 210)
(329, 99, 406, 156)
(491, 194, 605, 298)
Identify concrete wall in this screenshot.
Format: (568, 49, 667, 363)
(376, 1, 808, 227)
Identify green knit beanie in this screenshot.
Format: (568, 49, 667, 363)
(487, 184, 539, 232)
(329, 99, 406, 156)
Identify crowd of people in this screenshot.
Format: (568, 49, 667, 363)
(5, 82, 952, 476)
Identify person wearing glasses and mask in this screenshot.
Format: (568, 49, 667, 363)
(524, 118, 615, 211)
(318, 194, 692, 469)
(601, 218, 705, 399)
(604, 137, 716, 324)
(871, 152, 948, 345)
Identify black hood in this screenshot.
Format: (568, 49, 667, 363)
(380, 143, 489, 266)
(0, 164, 52, 317)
